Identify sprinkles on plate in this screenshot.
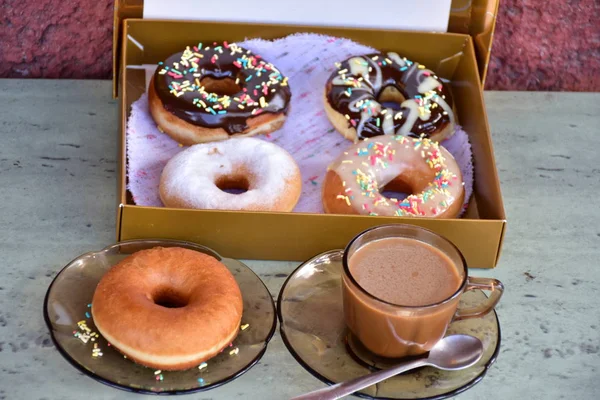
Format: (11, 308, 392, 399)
(73, 306, 254, 386)
(73, 307, 103, 357)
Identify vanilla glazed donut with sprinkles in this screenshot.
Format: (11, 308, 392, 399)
(322, 135, 464, 218)
(149, 42, 292, 145)
(324, 52, 455, 143)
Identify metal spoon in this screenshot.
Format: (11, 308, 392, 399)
(290, 334, 484, 400)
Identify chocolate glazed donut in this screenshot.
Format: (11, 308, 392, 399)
(150, 42, 292, 144)
(324, 52, 456, 142)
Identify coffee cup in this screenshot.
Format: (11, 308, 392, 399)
(342, 224, 504, 358)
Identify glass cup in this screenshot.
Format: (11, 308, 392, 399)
(342, 224, 504, 358)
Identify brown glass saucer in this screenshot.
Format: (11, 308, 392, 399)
(278, 250, 501, 400)
(43, 239, 276, 395)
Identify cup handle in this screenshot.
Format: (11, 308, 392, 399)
(453, 277, 504, 321)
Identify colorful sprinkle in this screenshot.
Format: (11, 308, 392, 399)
(336, 195, 352, 206)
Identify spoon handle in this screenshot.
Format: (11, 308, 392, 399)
(290, 359, 428, 400)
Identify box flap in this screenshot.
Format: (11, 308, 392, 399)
(470, 0, 500, 86)
(112, 0, 499, 98)
(113, 0, 143, 98)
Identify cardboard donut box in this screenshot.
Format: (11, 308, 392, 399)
(112, 0, 506, 268)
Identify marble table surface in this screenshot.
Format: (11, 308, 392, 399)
(0, 80, 598, 400)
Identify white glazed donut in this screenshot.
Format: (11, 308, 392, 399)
(159, 137, 302, 211)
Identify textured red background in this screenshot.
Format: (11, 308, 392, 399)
(1, 0, 599, 91)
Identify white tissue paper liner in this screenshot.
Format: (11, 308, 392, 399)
(126, 33, 474, 215)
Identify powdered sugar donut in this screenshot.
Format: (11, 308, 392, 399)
(159, 137, 301, 211)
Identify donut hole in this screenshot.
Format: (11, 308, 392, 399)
(380, 177, 414, 201)
(152, 288, 189, 309)
(377, 86, 407, 110)
(216, 175, 250, 195)
(199, 76, 241, 96)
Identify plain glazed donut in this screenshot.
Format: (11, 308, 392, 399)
(91, 247, 243, 371)
(324, 52, 455, 142)
(159, 137, 302, 212)
(322, 135, 464, 218)
(149, 42, 291, 145)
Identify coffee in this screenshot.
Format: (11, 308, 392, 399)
(348, 237, 461, 306)
(342, 234, 465, 358)
(342, 224, 504, 359)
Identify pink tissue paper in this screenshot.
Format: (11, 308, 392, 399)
(126, 33, 473, 214)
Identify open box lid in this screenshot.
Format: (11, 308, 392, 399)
(111, 0, 499, 98)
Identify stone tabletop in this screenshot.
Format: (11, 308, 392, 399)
(0, 80, 598, 399)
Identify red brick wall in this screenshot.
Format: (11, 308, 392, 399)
(1, 0, 598, 91)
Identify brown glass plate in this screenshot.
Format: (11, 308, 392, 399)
(278, 250, 501, 400)
(43, 239, 276, 395)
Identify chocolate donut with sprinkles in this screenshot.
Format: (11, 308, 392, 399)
(322, 135, 464, 218)
(324, 52, 455, 143)
(149, 42, 291, 145)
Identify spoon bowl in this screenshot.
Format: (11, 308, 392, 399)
(426, 334, 484, 370)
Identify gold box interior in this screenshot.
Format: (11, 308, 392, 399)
(116, 19, 506, 268)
